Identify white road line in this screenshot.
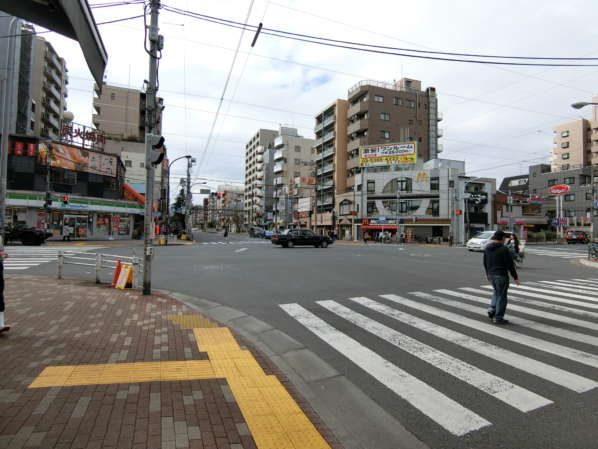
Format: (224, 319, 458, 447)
(484, 285, 598, 303)
(570, 279, 598, 285)
(461, 287, 598, 320)
(280, 303, 492, 436)
(436, 289, 598, 343)
(235, 248, 248, 253)
(385, 293, 598, 370)
(4, 267, 30, 270)
(351, 297, 597, 393)
(319, 300, 551, 412)
(479, 286, 598, 311)
(538, 281, 598, 295)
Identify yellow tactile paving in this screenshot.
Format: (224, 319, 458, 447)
(167, 314, 218, 329)
(29, 324, 332, 449)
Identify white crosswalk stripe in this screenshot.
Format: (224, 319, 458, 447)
(280, 277, 598, 437)
(2, 246, 103, 270)
(201, 240, 270, 245)
(525, 247, 586, 259)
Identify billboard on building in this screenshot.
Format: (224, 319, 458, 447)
(359, 142, 417, 167)
(296, 197, 311, 218)
(49, 143, 117, 177)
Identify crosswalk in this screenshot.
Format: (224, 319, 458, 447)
(2, 246, 103, 270)
(280, 277, 598, 438)
(200, 240, 271, 245)
(525, 246, 587, 259)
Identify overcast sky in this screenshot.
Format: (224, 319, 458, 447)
(40, 0, 598, 199)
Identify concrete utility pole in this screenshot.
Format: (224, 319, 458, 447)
(185, 156, 195, 238)
(142, 0, 162, 295)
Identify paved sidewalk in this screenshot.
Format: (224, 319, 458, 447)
(0, 276, 342, 449)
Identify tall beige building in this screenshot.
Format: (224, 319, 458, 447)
(244, 129, 277, 225)
(551, 99, 598, 172)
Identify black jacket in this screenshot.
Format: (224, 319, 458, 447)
(483, 242, 518, 280)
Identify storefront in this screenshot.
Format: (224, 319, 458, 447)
(6, 190, 143, 240)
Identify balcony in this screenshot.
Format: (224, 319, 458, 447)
(315, 122, 323, 133)
(317, 195, 334, 206)
(318, 147, 334, 160)
(44, 82, 62, 102)
(347, 119, 368, 135)
(314, 138, 323, 148)
(256, 145, 264, 154)
(437, 128, 444, 138)
(274, 135, 284, 148)
(256, 155, 264, 163)
(347, 101, 367, 117)
(317, 163, 334, 175)
(316, 180, 334, 190)
(323, 131, 335, 143)
(437, 111, 443, 122)
(274, 163, 284, 173)
(92, 113, 100, 126)
(274, 149, 284, 160)
(256, 164, 263, 171)
(44, 113, 60, 130)
(256, 173, 263, 180)
(274, 177, 284, 185)
(45, 98, 60, 115)
(323, 115, 336, 128)
(45, 67, 62, 87)
(437, 144, 444, 154)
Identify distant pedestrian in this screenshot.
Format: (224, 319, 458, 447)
(0, 237, 9, 334)
(483, 230, 520, 324)
(363, 231, 369, 244)
(223, 227, 229, 238)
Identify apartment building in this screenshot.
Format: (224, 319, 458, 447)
(312, 77, 442, 236)
(0, 16, 69, 140)
(551, 99, 598, 172)
(244, 129, 277, 225)
(218, 184, 245, 232)
(272, 127, 315, 227)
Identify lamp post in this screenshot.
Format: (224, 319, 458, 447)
(163, 155, 191, 234)
(571, 101, 598, 243)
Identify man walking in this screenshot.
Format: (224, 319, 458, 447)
(0, 236, 9, 334)
(483, 230, 520, 324)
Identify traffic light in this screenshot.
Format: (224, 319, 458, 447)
(62, 195, 69, 205)
(455, 209, 462, 215)
(147, 133, 165, 166)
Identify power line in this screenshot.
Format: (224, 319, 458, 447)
(161, 5, 598, 67)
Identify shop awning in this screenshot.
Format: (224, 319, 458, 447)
(2, 0, 107, 85)
(362, 225, 397, 231)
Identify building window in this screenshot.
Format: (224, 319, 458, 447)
(374, 95, 384, 103)
(564, 194, 575, 201)
(110, 93, 116, 101)
(393, 97, 402, 105)
(380, 130, 390, 139)
(367, 201, 378, 215)
(449, 180, 454, 188)
(561, 164, 570, 171)
(340, 200, 352, 215)
(294, 158, 301, 165)
(564, 176, 575, 185)
(428, 199, 439, 216)
(560, 142, 569, 148)
(586, 192, 593, 200)
(408, 100, 416, 108)
(561, 130, 569, 137)
(562, 153, 569, 160)
(430, 177, 439, 191)
(293, 171, 300, 177)
(140, 162, 145, 168)
(294, 145, 301, 152)
(367, 180, 375, 193)
(547, 179, 557, 187)
(125, 160, 132, 168)
(380, 112, 390, 121)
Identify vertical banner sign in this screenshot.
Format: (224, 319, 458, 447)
(14, 142, 24, 156)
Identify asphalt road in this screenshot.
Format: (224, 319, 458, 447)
(12, 234, 598, 449)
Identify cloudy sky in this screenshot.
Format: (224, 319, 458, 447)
(40, 0, 598, 199)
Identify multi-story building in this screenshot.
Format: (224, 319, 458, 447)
(218, 185, 245, 232)
(313, 77, 443, 237)
(244, 129, 277, 226)
(272, 127, 315, 227)
(0, 16, 69, 140)
(550, 99, 598, 172)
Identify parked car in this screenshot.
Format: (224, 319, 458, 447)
(565, 230, 589, 244)
(272, 229, 333, 248)
(5, 224, 52, 246)
(249, 226, 265, 238)
(263, 230, 274, 239)
(466, 230, 515, 252)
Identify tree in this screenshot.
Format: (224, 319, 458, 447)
(170, 188, 186, 232)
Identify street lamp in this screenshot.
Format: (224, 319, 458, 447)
(570, 101, 598, 242)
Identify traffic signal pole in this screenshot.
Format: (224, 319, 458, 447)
(143, 0, 161, 295)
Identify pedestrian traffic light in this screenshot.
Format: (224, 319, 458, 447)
(62, 195, 69, 205)
(455, 209, 462, 215)
(147, 133, 165, 166)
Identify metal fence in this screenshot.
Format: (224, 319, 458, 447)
(57, 251, 143, 289)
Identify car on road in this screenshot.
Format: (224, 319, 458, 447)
(5, 224, 52, 246)
(272, 229, 333, 248)
(263, 230, 275, 239)
(565, 230, 589, 244)
(466, 230, 516, 251)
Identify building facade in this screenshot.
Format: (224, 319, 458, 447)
(272, 127, 315, 228)
(218, 185, 245, 232)
(244, 129, 277, 226)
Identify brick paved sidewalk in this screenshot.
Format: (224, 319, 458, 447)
(0, 276, 342, 449)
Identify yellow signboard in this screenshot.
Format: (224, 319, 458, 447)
(115, 264, 133, 289)
(359, 142, 417, 167)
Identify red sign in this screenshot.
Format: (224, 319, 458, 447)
(14, 142, 24, 156)
(27, 143, 37, 157)
(548, 184, 570, 195)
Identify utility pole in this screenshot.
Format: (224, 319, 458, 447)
(185, 156, 194, 238)
(142, 0, 162, 295)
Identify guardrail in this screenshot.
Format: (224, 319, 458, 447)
(588, 243, 598, 259)
(57, 251, 143, 289)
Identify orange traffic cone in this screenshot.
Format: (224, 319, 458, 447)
(111, 259, 122, 287)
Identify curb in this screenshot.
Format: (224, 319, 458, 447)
(579, 258, 598, 269)
(157, 289, 430, 449)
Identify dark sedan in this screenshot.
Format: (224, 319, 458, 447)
(272, 229, 332, 248)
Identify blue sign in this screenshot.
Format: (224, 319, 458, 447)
(595, 200, 598, 209)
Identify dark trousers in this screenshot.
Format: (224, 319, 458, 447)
(488, 274, 509, 320)
(0, 263, 4, 312)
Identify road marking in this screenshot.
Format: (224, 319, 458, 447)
(461, 287, 598, 320)
(435, 289, 598, 344)
(350, 297, 597, 393)
(280, 303, 492, 436)
(235, 248, 248, 253)
(318, 300, 551, 412)
(539, 281, 598, 294)
(387, 292, 598, 369)
(483, 285, 598, 303)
